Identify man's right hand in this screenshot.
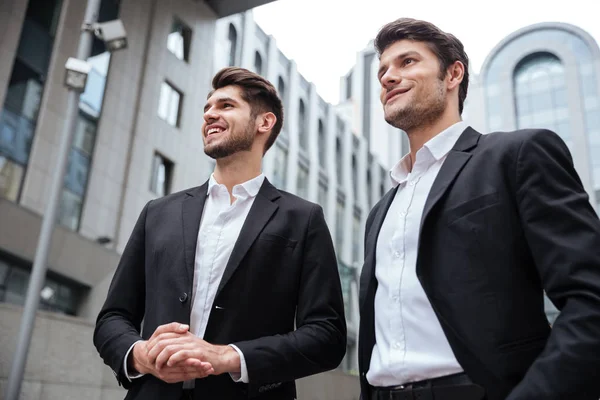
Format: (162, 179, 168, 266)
(130, 322, 214, 383)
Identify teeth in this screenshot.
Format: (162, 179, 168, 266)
(207, 127, 224, 135)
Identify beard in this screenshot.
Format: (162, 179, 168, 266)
(204, 122, 255, 159)
(384, 80, 446, 133)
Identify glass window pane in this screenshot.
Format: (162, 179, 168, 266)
(5, 267, 29, 305)
(0, 156, 24, 201)
(64, 148, 90, 196)
(168, 89, 180, 127)
(58, 189, 82, 231)
(297, 165, 309, 199)
(272, 145, 287, 188)
(167, 18, 191, 61)
(157, 82, 170, 121)
(73, 115, 96, 155)
(336, 201, 344, 251)
(318, 184, 327, 207)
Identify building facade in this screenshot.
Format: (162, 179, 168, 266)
(479, 22, 600, 212)
(338, 41, 405, 169)
(213, 11, 391, 376)
(2, 1, 383, 399)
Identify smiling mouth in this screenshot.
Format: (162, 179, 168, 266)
(386, 88, 411, 104)
(206, 127, 226, 137)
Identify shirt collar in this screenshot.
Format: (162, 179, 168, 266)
(207, 173, 265, 199)
(423, 121, 469, 161)
(389, 121, 469, 186)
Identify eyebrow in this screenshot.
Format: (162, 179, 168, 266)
(377, 50, 422, 79)
(203, 96, 239, 112)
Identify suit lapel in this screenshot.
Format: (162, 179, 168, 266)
(216, 179, 280, 298)
(359, 186, 398, 311)
(182, 182, 209, 287)
(420, 127, 481, 232)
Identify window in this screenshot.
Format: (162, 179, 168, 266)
(0, 156, 24, 201)
(353, 212, 361, 263)
(297, 165, 309, 199)
(345, 72, 353, 100)
(514, 53, 570, 145)
(318, 120, 326, 167)
(150, 153, 174, 197)
(254, 51, 263, 75)
(167, 17, 192, 62)
(338, 261, 355, 324)
(352, 156, 358, 197)
(0, 255, 86, 316)
(277, 77, 286, 105)
(336, 200, 345, 252)
(227, 23, 237, 66)
(57, 0, 121, 231)
(272, 145, 288, 189)
(366, 170, 372, 209)
(318, 182, 327, 207)
(158, 81, 182, 127)
(336, 138, 342, 183)
(58, 114, 97, 230)
(298, 100, 307, 150)
(0, 0, 64, 202)
(277, 77, 287, 136)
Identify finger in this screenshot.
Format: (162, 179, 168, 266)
(147, 331, 187, 354)
(149, 322, 189, 341)
(156, 344, 191, 370)
(167, 349, 201, 367)
(147, 334, 188, 361)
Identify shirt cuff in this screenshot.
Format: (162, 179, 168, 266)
(123, 340, 145, 381)
(228, 344, 249, 383)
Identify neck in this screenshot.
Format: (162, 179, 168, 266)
(406, 109, 461, 168)
(213, 151, 262, 196)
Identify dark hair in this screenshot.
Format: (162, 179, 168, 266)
(375, 18, 469, 114)
(209, 67, 284, 153)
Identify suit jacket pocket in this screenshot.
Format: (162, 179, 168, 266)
(446, 192, 500, 226)
(258, 233, 297, 249)
(497, 334, 548, 353)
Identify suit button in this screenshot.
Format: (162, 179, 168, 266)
(179, 292, 188, 303)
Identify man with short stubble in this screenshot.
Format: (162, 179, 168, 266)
(94, 67, 346, 400)
(359, 17, 600, 400)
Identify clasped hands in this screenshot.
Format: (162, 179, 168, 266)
(129, 322, 241, 384)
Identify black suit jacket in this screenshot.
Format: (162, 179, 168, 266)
(94, 179, 347, 400)
(359, 127, 600, 400)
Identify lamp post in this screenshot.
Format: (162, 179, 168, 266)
(4, 0, 126, 398)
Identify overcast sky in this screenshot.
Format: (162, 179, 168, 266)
(253, 0, 598, 104)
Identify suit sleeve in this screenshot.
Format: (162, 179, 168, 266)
(507, 129, 600, 399)
(233, 204, 347, 389)
(93, 201, 149, 389)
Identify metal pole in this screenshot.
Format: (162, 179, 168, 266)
(4, 0, 102, 398)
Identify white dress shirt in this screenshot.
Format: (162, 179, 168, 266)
(367, 121, 468, 387)
(124, 173, 265, 384)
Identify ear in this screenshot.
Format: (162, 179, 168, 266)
(256, 112, 277, 136)
(446, 60, 465, 91)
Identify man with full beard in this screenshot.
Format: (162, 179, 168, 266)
(94, 67, 346, 400)
(358, 18, 600, 400)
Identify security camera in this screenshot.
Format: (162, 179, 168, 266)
(93, 19, 128, 52)
(64, 57, 92, 91)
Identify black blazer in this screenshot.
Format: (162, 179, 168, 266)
(359, 127, 600, 400)
(94, 179, 346, 400)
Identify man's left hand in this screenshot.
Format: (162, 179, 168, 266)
(147, 332, 240, 376)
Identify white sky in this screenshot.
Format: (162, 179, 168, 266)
(253, 0, 598, 104)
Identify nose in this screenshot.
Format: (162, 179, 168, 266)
(380, 67, 399, 89)
(203, 107, 219, 123)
